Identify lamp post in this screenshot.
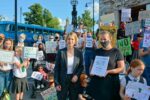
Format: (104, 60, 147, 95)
(71, 0, 78, 30)
(15, 0, 18, 43)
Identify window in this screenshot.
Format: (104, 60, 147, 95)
(27, 27, 34, 33)
(18, 26, 26, 32)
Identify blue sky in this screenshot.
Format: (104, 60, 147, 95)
(0, 0, 99, 29)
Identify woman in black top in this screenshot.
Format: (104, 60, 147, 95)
(88, 31, 125, 100)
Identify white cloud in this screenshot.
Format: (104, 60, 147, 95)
(86, 1, 99, 17)
(58, 18, 66, 29)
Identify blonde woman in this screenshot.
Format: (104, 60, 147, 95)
(54, 32, 84, 100)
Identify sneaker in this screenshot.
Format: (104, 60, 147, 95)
(41, 84, 44, 89)
(36, 85, 40, 89)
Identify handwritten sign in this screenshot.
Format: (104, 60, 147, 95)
(100, 13, 115, 25)
(86, 37, 93, 48)
(125, 21, 141, 36)
(90, 56, 109, 77)
(143, 33, 150, 47)
(0, 50, 14, 63)
(23, 47, 38, 59)
(41, 87, 58, 100)
(117, 38, 132, 56)
(37, 51, 44, 60)
(121, 8, 131, 22)
(126, 81, 150, 100)
(31, 71, 43, 81)
(59, 40, 66, 49)
(139, 10, 150, 21)
(46, 41, 57, 53)
(66, 24, 73, 34)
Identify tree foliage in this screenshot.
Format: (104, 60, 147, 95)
(77, 10, 95, 32)
(24, 3, 60, 29)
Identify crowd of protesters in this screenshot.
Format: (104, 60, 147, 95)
(0, 21, 149, 100)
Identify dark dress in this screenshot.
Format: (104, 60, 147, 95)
(87, 48, 124, 100)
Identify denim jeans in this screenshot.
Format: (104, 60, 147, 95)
(0, 71, 11, 96)
(84, 49, 94, 75)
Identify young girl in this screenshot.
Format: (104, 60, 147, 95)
(12, 46, 30, 100)
(36, 65, 48, 89)
(78, 73, 93, 100)
(120, 59, 147, 100)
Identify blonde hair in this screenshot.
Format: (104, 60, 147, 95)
(20, 33, 26, 39)
(15, 46, 22, 53)
(66, 32, 78, 44)
(127, 59, 145, 75)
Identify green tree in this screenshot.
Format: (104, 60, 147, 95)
(24, 3, 60, 29)
(78, 10, 95, 32)
(24, 3, 43, 25)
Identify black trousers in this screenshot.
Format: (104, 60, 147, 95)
(57, 74, 79, 100)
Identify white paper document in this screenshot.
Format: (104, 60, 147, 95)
(90, 56, 109, 77)
(126, 81, 150, 100)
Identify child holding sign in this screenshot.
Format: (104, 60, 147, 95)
(12, 46, 30, 100)
(120, 59, 147, 100)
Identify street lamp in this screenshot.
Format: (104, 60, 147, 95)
(71, 0, 78, 30)
(85, 0, 95, 34)
(15, 0, 18, 43)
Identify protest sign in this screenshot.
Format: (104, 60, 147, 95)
(121, 8, 131, 22)
(0, 50, 14, 63)
(144, 18, 150, 27)
(31, 71, 43, 81)
(66, 24, 73, 34)
(125, 21, 141, 36)
(139, 10, 150, 21)
(86, 37, 93, 48)
(59, 40, 66, 49)
(100, 13, 115, 25)
(23, 47, 38, 59)
(37, 51, 44, 60)
(117, 38, 132, 56)
(46, 41, 57, 53)
(41, 87, 58, 100)
(126, 81, 150, 100)
(90, 56, 109, 77)
(143, 33, 150, 48)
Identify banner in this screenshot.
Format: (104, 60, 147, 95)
(23, 47, 38, 59)
(46, 41, 57, 53)
(121, 8, 131, 22)
(0, 50, 14, 63)
(125, 21, 141, 36)
(117, 38, 132, 56)
(41, 87, 58, 100)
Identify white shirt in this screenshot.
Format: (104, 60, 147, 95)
(67, 56, 74, 74)
(0, 63, 12, 71)
(120, 74, 147, 87)
(13, 57, 27, 78)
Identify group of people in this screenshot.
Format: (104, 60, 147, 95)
(0, 21, 149, 100)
